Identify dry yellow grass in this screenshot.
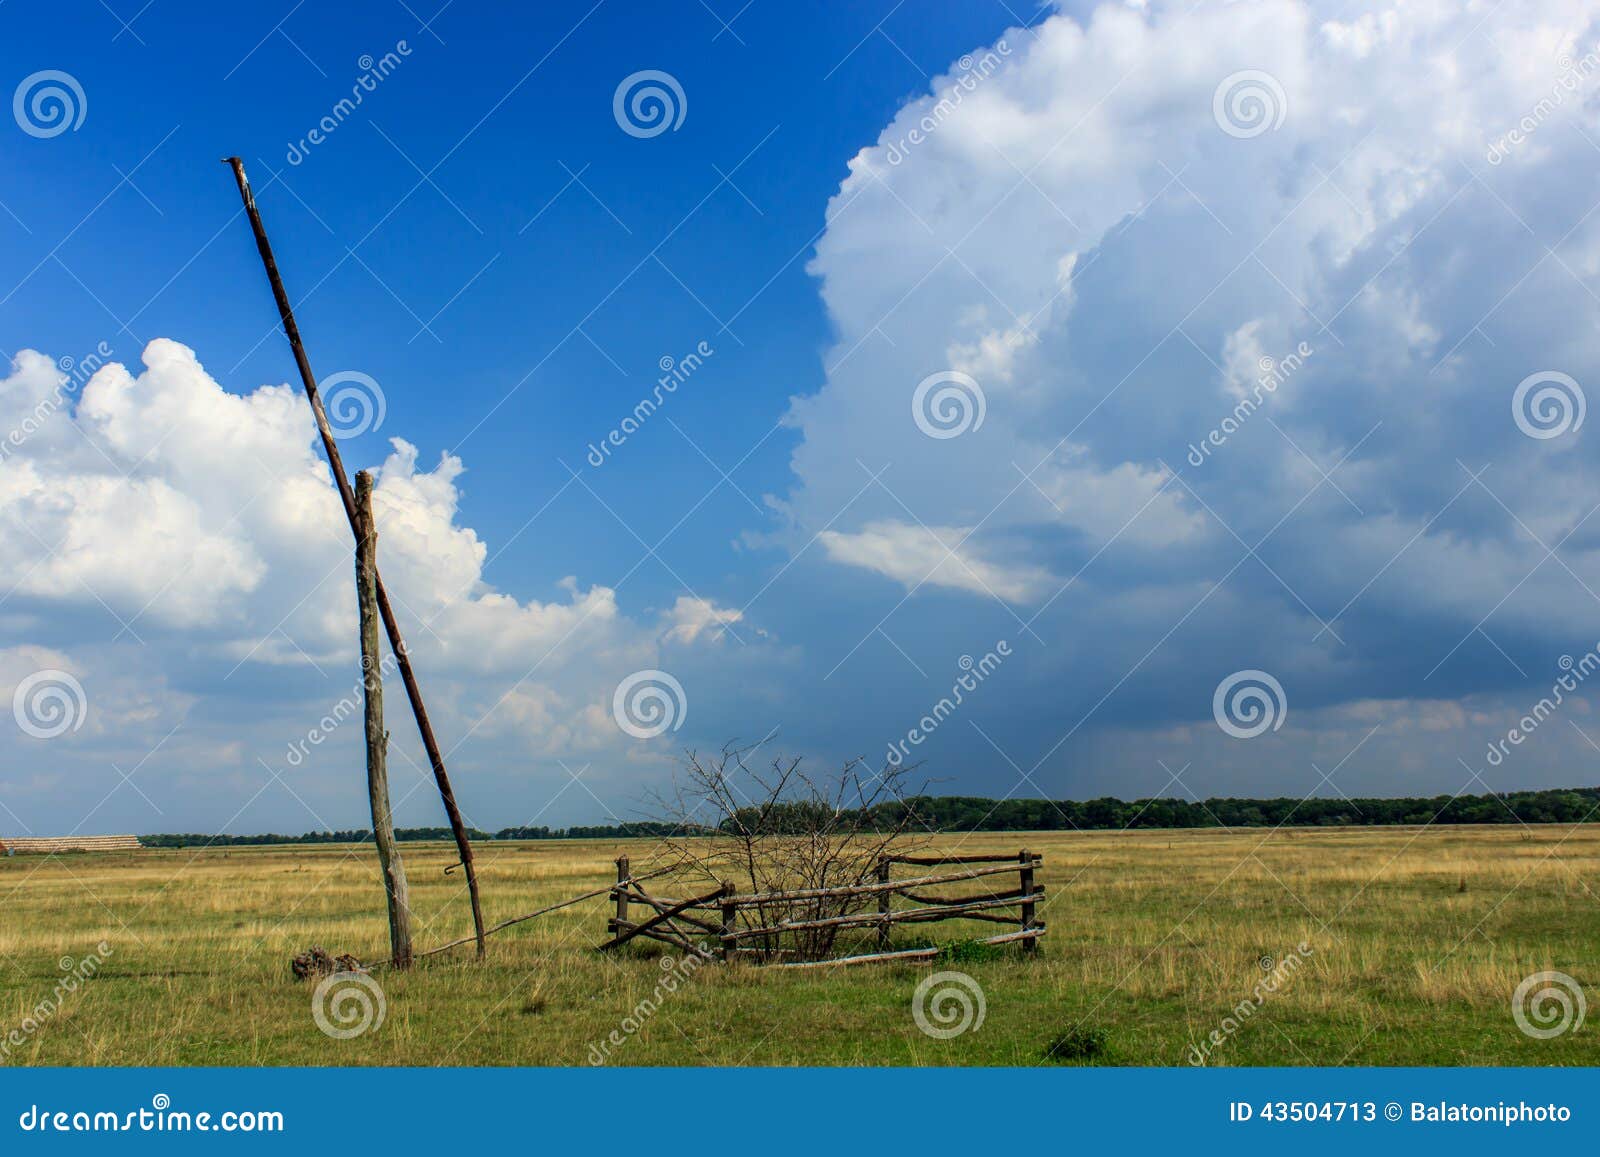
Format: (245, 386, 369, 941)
(0, 824, 1595, 1065)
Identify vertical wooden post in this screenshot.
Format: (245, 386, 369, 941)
(223, 157, 486, 959)
(357, 471, 412, 969)
(613, 855, 630, 935)
(1018, 848, 1036, 953)
(719, 882, 738, 961)
(876, 857, 892, 950)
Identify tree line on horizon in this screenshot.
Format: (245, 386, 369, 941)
(133, 785, 1600, 847)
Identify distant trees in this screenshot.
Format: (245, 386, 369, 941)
(863, 788, 1600, 831)
(136, 785, 1600, 847)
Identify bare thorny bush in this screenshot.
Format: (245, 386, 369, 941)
(646, 743, 929, 961)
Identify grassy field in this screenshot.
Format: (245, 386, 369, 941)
(0, 825, 1596, 1066)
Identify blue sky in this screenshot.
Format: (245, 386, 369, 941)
(4, 0, 1600, 836)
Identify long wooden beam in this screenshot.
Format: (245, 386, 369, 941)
(599, 885, 728, 952)
(721, 890, 1041, 942)
(222, 156, 485, 958)
(723, 860, 1025, 905)
(886, 853, 1040, 866)
(772, 927, 1046, 969)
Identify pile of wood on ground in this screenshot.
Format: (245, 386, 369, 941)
(1, 835, 143, 854)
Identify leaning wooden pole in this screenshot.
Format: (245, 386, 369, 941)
(222, 156, 486, 958)
(356, 471, 413, 969)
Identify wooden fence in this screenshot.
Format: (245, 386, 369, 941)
(604, 850, 1046, 966)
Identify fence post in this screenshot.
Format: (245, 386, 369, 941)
(719, 881, 738, 961)
(876, 857, 892, 950)
(613, 855, 630, 936)
(355, 471, 412, 969)
(1019, 848, 1036, 952)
